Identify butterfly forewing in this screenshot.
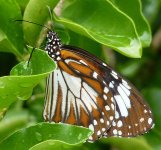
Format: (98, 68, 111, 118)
(43, 31, 154, 142)
(103, 75, 153, 137)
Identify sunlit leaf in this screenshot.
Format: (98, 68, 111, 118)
(56, 0, 141, 58)
(109, 0, 152, 47)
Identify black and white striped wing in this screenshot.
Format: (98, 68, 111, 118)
(44, 45, 154, 142)
(43, 49, 116, 141)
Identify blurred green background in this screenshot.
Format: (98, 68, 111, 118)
(0, 0, 161, 149)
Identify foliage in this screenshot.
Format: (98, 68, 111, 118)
(0, 0, 161, 149)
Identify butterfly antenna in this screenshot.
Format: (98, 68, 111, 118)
(14, 19, 52, 31)
(27, 47, 36, 67)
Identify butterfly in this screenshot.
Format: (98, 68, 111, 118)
(43, 30, 154, 142)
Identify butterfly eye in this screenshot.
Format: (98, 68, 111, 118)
(43, 32, 154, 142)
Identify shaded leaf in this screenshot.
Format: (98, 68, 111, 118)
(0, 110, 29, 142)
(143, 88, 161, 129)
(101, 137, 152, 150)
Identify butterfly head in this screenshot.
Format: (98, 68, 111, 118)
(45, 31, 62, 61)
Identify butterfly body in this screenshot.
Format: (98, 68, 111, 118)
(43, 31, 154, 142)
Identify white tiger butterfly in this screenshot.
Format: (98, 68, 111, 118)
(43, 30, 154, 142)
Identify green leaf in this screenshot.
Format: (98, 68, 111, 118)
(0, 110, 29, 143)
(56, 0, 142, 58)
(109, 0, 152, 47)
(118, 59, 144, 78)
(16, 0, 30, 12)
(23, 0, 60, 46)
(68, 31, 103, 58)
(145, 129, 161, 150)
(101, 137, 152, 150)
(0, 49, 55, 110)
(30, 140, 79, 150)
(0, 0, 24, 58)
(0, 123, 92, 150)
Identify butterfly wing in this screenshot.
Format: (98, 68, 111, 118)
(44, 45, 154, 141)
(44, 46, 116, 141)
(105, 80, 154, 137)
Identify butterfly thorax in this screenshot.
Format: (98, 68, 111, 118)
(45, 31, 62, 61)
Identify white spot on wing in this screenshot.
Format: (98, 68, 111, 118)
(56, 56, 61, 61)
(118, 130, 122, 135)
(54, 70, 68, 119)
(77, 98, 87, 114)
(50, 70, 59, 118)
(80, 60, 88, 66)
(110, 116, 113, 120)
(93, 120, 97, 125)
(89, 124, 94, 131)
(113, 129, 117, 135)
(81, 88, 97, 112)
(102, 128, 106, 132)
(102, 62, 107, 66)
(144, 109, 147, 113)
(97, 130, 101, 136)
(65, 59, 81, 64)
(114, 95, 128, 117)
(148, 118, 152, 125)
(119, 84, 130, 96)
(109, 82, 114, 88)
(117, 85, 131, 108)
(115, 111, 119, 119)
(100, 118, 104, 123)
(93, 72, 98, 79)
(111, 73, 118, 79)
(111, 104, 114, 110)
(44, 73, 54, 119)
(140, 118, 144, 122)
(67, 91, 76, 117)
(111, 71, 118, 79)
(117, 120, 123, 127)
(122, 79, 131, 89)
(103, 94, 107, 100)
(104, 87, 109, 93)
(105, 105, 110, 111)
(88, 136, 93, 140)
(112, 121, 116, 126)
(56, 51, 60, 55)
(62, 71, 81, 98)
(107, 121, 110, 125)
